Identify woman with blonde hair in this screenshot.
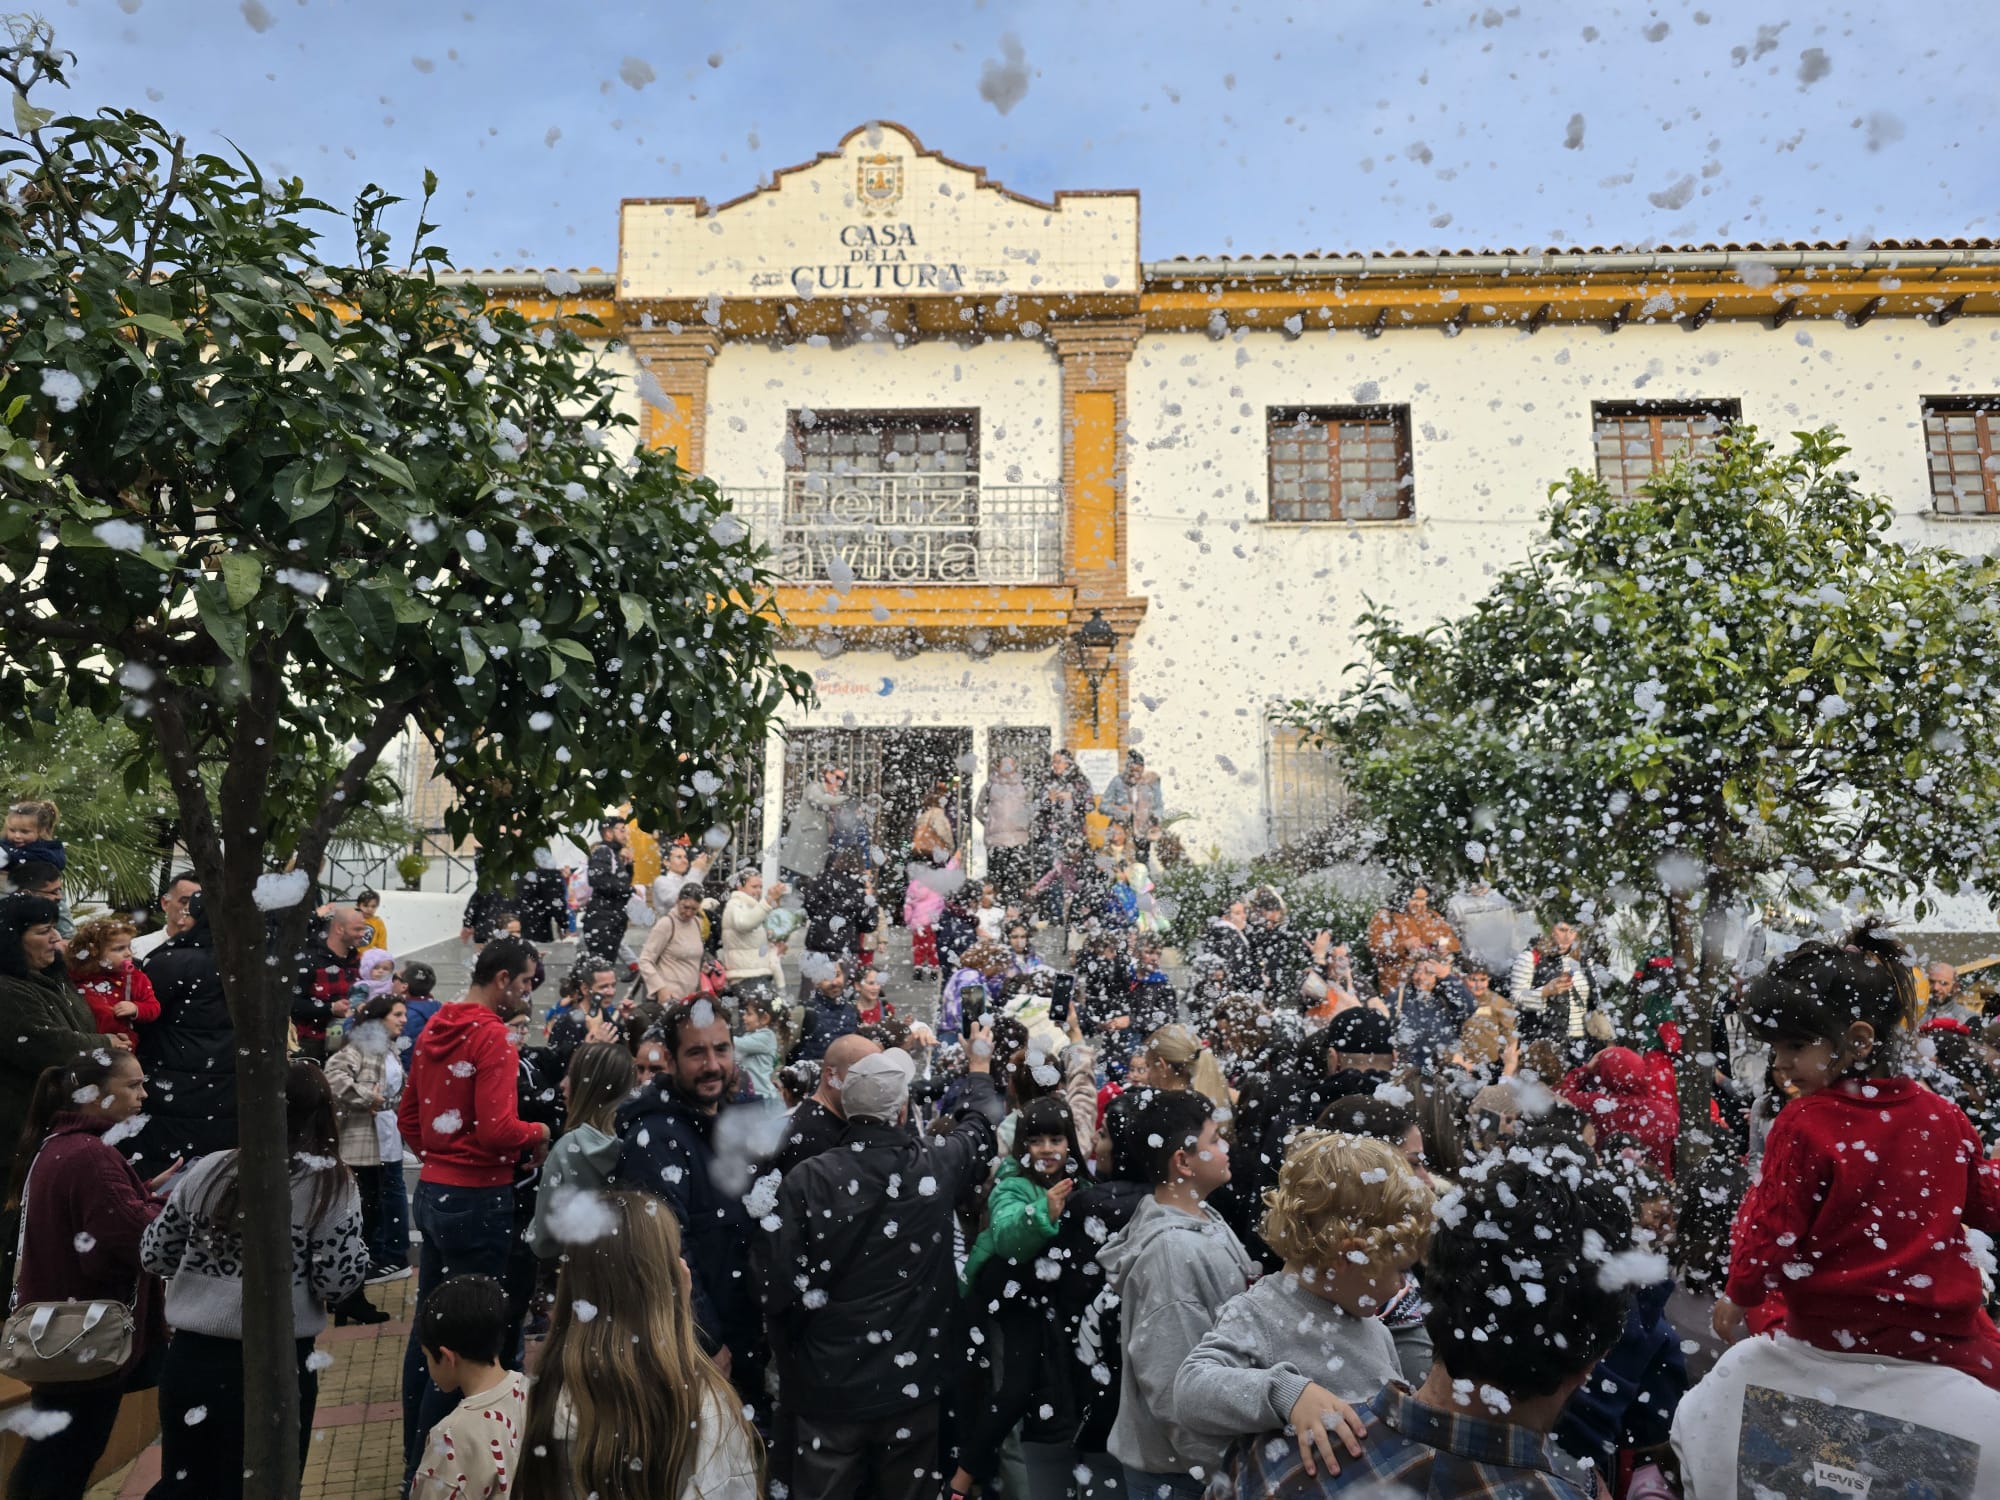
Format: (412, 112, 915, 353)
(516, 1189, 758, 1500)
(1133, 1022, 1233, 1109)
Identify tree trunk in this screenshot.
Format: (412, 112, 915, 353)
(141, 665, 398, 1500)
(1666, 882, 1708, 1181)
(208, 866, 305, 1500)
(1669, 869, 1738, 1180)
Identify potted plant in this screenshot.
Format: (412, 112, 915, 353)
(395, 850, 428, 892)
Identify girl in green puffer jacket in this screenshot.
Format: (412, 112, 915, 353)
(953, 1094, 1087, 1498)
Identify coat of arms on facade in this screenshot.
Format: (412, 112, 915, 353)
(857, 153, 903, 215)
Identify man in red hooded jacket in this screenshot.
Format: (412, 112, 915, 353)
(397, 933, 550, 1485)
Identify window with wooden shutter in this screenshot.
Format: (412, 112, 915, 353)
(1266, 406, 1414, 521)
(1590, 400, 1740, 499)
(1922, 399, 2000, 515)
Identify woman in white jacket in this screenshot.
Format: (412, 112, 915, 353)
(719, 868, 788, 996)
(516, 1190, 760, 1499)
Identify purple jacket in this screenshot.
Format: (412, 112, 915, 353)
(939, 966, 1003, 1036)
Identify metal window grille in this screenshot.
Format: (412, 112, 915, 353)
(713, 754, 768, 868)
(779, 727, 976, 856)
(728, 407, 1059, 584)
(1264, 724, 1351, 849)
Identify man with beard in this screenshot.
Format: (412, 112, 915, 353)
(613, 999, 765, 1417)
(291, 902, 366, 1062)
(398, 935, 551, 1484)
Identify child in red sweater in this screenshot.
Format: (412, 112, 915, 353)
(67, 916, 160, 1047)
(1714, 922, 2000, 1390)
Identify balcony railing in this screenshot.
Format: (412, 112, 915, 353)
(726, 472, 1062, 585)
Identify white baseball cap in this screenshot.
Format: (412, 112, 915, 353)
(841, 1048, 918, 1123)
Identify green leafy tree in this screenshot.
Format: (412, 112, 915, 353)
(0, 706, 177, 907)
(1281, 425, 2000, 1173)
(0, 26, 808, 1496)
(0, 704, 417, 911)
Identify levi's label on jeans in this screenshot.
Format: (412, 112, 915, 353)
(1739, 1385, 1977, 1499)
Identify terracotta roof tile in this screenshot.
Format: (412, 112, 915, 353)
(1155, 238, 1998, 263)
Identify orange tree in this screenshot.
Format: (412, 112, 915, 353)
(1280, 425, 2000, 1175)
(0, 23, 807, 1495)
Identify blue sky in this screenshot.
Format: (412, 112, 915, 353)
(45, 0, 2000, 270)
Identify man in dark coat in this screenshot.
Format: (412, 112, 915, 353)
(457, 860, 513, 944)
(611, 998, 764, 1415)
(1244, 887, 1303, 1003)
(1223, 1009, 1397, 1271)
(1035, 748, 1096, 858)
(762, 1033, 880, 1179)
(1200, 901, 1259, 993)
(769, 1025, 1003, 1500)
(511, 861, 568, 944)
(580, 816, 633, 962)
(137, 889, 237, 1166)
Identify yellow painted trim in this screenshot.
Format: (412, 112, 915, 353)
(772, 583, 1075, 633)
(1063, 661, 1123, 752)
(467, 272, 1995, 344)
(475, 296, 622, 327)
(1071, 391, 1119, 573)
(607, 293, 1142, 343)
(642, 395, 697, 468)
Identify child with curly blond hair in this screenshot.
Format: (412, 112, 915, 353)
(66, 915, 159, 1047)
(1173, 1130, 1435, 1480)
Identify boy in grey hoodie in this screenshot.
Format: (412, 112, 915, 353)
(1173, 1130, 1435, 1478)
(1098, 1090, 1259, 1499)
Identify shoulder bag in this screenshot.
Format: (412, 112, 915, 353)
(0, 1151, 137, 1383)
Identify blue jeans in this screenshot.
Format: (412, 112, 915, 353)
(401, 1181, 515, 1486)
(373, 1159, 411, 1267)
(1121, 1466, 1204, 1500)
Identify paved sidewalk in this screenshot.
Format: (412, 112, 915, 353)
(87, 1276, 416, 1500)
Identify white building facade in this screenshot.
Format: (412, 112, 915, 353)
(479, 123, 2000, 872)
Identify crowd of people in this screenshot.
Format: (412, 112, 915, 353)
(2, 779, 2000, 1498)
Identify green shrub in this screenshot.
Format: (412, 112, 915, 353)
(1152, 856, 1395, 983)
